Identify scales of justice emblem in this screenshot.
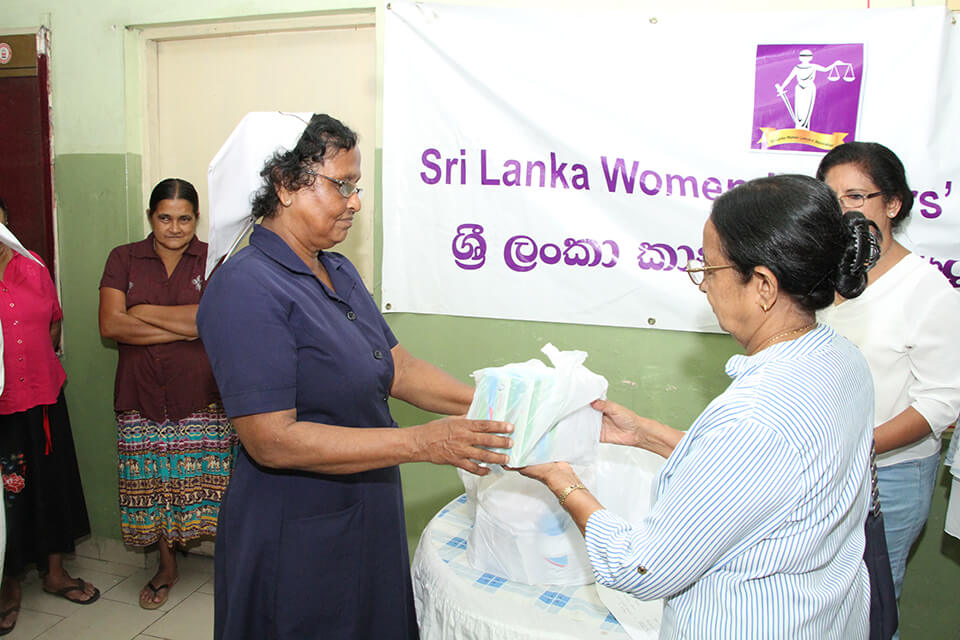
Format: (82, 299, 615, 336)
(752, 43, 864, 153)
(775, 49, 856, 130)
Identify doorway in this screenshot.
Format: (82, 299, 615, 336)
(135, 12, 377, 285)
(0, 30, 56, 274)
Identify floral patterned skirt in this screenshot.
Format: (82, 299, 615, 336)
(0, 390, 91, 576)
(117, 403, 237, 548)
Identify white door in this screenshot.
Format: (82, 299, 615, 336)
(144, 15, 376, 285)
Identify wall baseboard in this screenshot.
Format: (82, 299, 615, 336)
(74, 535, 215, 568)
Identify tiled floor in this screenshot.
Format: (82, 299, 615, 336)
(4, 553, 214, 639)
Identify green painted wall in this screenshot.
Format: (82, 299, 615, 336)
(55, 152, 143, 537)
(2, 0, 959, 636)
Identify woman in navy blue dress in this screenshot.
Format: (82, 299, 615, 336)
(197, 114, 512, 640)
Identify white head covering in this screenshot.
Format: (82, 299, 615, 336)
(0, 224, 43, 265)
(205, 111, 312, 278)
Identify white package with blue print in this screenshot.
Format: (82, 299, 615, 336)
(458, 344, 610, 585)
(466, 343, 609, 467)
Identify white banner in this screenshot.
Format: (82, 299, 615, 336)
(382, 3, 959, 332)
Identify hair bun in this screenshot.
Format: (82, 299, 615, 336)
(835, 211, 880, 299)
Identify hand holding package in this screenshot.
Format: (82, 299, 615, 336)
(459, 343, 609, 585)
(466, 342, 608, 467)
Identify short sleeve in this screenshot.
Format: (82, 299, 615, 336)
(100, 245, 130, 292)
(197, 257, 298, 418)
(27, 251, 62, 322)
(904, 275, 960, 433)
(45, 270, 63, 322)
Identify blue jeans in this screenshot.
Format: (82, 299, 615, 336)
(876, 452, 940, 639)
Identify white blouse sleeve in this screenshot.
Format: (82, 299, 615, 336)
(905, 273, 960, 434)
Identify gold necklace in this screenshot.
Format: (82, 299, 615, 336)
(752, 323, 817, 354)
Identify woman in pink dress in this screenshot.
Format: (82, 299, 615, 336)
(0, 197, 98, 636)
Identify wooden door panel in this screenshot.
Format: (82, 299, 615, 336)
(0, 35, 54, 273)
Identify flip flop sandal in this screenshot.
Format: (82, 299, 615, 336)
(43, 577, 101, 605)
(140, 581, 173, 610)
(0, 606, 20, 636)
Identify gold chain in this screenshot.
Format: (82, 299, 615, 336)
(753, 323, 817, 354)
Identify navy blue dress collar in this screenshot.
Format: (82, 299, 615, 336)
(248, 224, 357, 301)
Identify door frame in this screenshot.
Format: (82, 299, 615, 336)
(126, 10, 377, 238)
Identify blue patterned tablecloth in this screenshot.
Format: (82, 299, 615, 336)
(412, 494, 628, 639)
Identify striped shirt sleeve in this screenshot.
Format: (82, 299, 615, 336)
(584, 420, 803, 600)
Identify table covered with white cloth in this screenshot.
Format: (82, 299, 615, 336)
(412, 445, 665, 639)
(413, 493, 634, 639)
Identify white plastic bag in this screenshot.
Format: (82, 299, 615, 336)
(458, 345, 610, 585)
(466, 343, 609, 467)
(459, 444, 665, 586)
(461, 464, 597, 585)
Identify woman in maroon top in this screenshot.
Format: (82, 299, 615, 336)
(98, 179, 236, 610)
(0, 198, 97, 636)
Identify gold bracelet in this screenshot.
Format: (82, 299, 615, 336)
(557, 483, 587, 506)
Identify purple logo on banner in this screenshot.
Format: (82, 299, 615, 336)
(751, 44, 864, 152)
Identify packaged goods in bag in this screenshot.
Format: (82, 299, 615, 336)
(466, 343, 608, 467)
(459, 443, 665, 587)
(459, 344, 609, 585)
(462, 465, 597, 586)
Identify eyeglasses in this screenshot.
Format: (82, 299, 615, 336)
(305, 169, 363, 199)
(838, 191, 883, 210)
(685, 258, 734, 285)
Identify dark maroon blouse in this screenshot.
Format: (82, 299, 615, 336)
(99, 234, 220, 422)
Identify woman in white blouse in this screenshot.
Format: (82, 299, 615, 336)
(816, 142, 960, 631)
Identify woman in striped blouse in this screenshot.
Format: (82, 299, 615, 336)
(519, 175, 878, 639)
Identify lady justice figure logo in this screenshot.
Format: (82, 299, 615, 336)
(751, 44, 864, 152)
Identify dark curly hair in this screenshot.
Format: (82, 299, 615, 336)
(815, 141, 913, 231)
(710, 174, 879, 313)
(250, 113, 358, 219)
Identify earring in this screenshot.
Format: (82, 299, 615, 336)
(283, 199, 292, 206)
(760, 303, 769, 312)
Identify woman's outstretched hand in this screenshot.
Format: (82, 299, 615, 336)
(594, 399, 646, 447)
(413, 417, 513, 476)
(511, 460, 578, 494)
(509, 461, 600, 534)
(592, 399, 683, 458)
